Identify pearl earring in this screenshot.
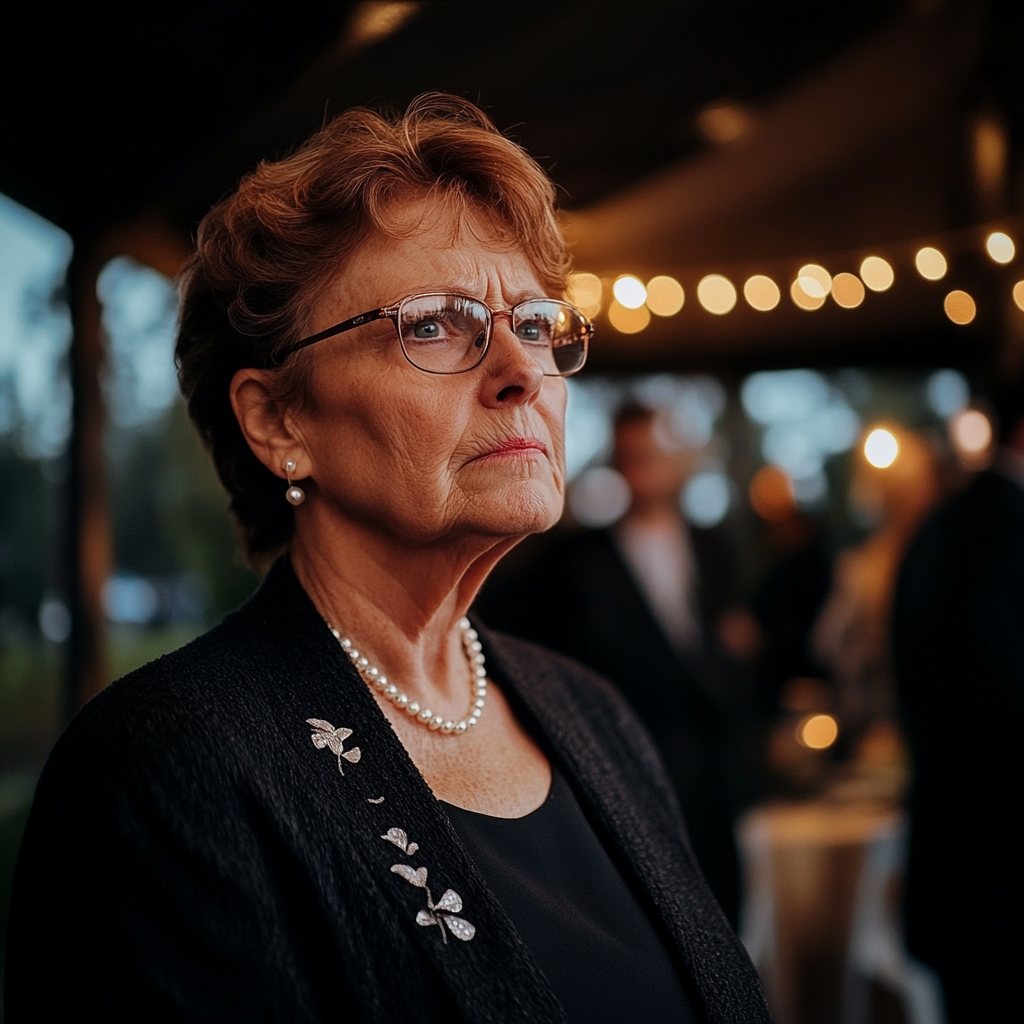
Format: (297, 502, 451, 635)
(284, 459, 305, 506)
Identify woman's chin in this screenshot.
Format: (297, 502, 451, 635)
(466, 480, 563, 537)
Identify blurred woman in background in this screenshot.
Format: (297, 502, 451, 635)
(812, 427, 939, 759)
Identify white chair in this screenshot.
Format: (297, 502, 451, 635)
(739, 805, 946, 1024)
(840, 817, 945, 1024)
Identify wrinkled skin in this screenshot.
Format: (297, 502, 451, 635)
(230, 199, 563, 815)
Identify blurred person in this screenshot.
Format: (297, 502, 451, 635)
(893, 385, 1024, 1022)
(5, 96, 770, 1023)
(749, 465, 832, 720)
(478, 403, 758, 925)
(811, 428, 939, 754)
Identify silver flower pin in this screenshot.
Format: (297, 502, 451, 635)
(306, 718, 362, 775)
(382, 827, 419, 856)
(390, 864, 475, 943)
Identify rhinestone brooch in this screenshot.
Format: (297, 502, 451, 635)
(306, 718, 362, 774)
(383, 829, 476, 943)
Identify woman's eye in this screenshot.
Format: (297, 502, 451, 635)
(516, 322, 546, 343)
(412, 320, 442, 339)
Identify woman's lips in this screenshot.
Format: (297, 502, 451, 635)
(473, 436, 548, 460)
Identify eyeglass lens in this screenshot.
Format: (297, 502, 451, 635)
(397, 295, 588, 376)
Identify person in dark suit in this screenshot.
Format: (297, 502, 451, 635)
(893, 385, 1024, 1022)
(478, 403, 757, 924)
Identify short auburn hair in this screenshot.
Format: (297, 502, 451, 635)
(176, 93, 571, 567)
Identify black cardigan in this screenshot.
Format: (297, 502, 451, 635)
(5, 558, 770, 1023)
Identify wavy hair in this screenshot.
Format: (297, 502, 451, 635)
(176, 93, 570, 566)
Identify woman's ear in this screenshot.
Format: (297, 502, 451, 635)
(229, 368, 308, 479)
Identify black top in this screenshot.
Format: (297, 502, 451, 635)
(6, 557, 770, 1023)
(476, 527, 749, 923)
(444, 766, 697, 1023)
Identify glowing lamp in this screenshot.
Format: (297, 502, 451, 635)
(612, 276, 647, 309)
(797, 713, 838, 750)
(566, 273, 602, 317)
(797, 264, 832, 299)
(944, 290, 976, 325)
(986, 232, 1015, 264)
(607, 299, 651, 334)
(645, 276, 684, 316)
(860, 256, 894, 292)
(697, 275, 737, 315)
(743, 275, 780, 311)
(831, 273, 865, 309)
(790, 278, 824, 311)
(864, 428, 898, 468)
(915, 247, 947, 281)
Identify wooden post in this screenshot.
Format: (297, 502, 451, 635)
(64, 243, 112, 715)
(62, 217, 190, 716)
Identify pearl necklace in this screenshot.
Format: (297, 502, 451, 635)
(329, 616, 486, 736)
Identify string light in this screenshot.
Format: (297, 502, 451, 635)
(915, 247, 947, 280)
(645, 275, 684, 316)
(860, 256, 894, 292)
(797, 713, 838, 750)
(864, 428, 898, 468)
(744, 275, 780, 311)
(607, 299, 650, 333)
(985, 231, 1015, 264)
(790, 278, 824, 311)
(944, 290, 976, 325)
(566, 273, 602, 318)
(612, 275, 647, 309)
(797, 264, 832, 298)
(831, 272, 865, 309)
(697, 275, 737, 315)
(577, 223, 1020, 328)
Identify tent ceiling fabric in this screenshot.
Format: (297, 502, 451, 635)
(562, 5, 982, 269)
(2, 0, 1020, 369)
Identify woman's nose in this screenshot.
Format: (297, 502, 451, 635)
(482, 316, 544, 406)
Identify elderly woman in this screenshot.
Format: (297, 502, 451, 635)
(6, 95, 769, 1023)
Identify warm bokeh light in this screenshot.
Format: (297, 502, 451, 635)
(831, 272, 865, 309)
(612, 275, 647, 309)
(797, 264, 832, 299)
(985, 231, 1015, 264)
(607, 299, 651, 333)
(697, 274, 737, 315)
(860, 256, 894, 292)
(566, 272, 602, 317)
(1014, 281, 1024, 312)
(944, 289, 976, 325)
(797, 713, 838, 750)
(864, 428, 898, 468)
(749, 465, 796, 522)
(950, 408, 992, 454)
(914, 246, 947, 281)
(790, 278, 824, 311)
(696, 102, 751, 144)
(645, 275, 685, 316)
(743, 275, 780, 311)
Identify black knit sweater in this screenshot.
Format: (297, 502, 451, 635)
(5, 558, 770, 1023)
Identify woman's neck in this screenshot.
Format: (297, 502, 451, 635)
(289, 513, 520, 710)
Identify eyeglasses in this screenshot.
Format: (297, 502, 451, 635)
(274, 292, 593, 376)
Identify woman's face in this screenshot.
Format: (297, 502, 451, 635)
(286, 199, 568, 546)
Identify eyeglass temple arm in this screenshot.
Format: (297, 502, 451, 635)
(274, 306, 394, 361)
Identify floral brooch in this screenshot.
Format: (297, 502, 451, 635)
(307, 718, 362, 775)
(383, 828, 475, 943)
